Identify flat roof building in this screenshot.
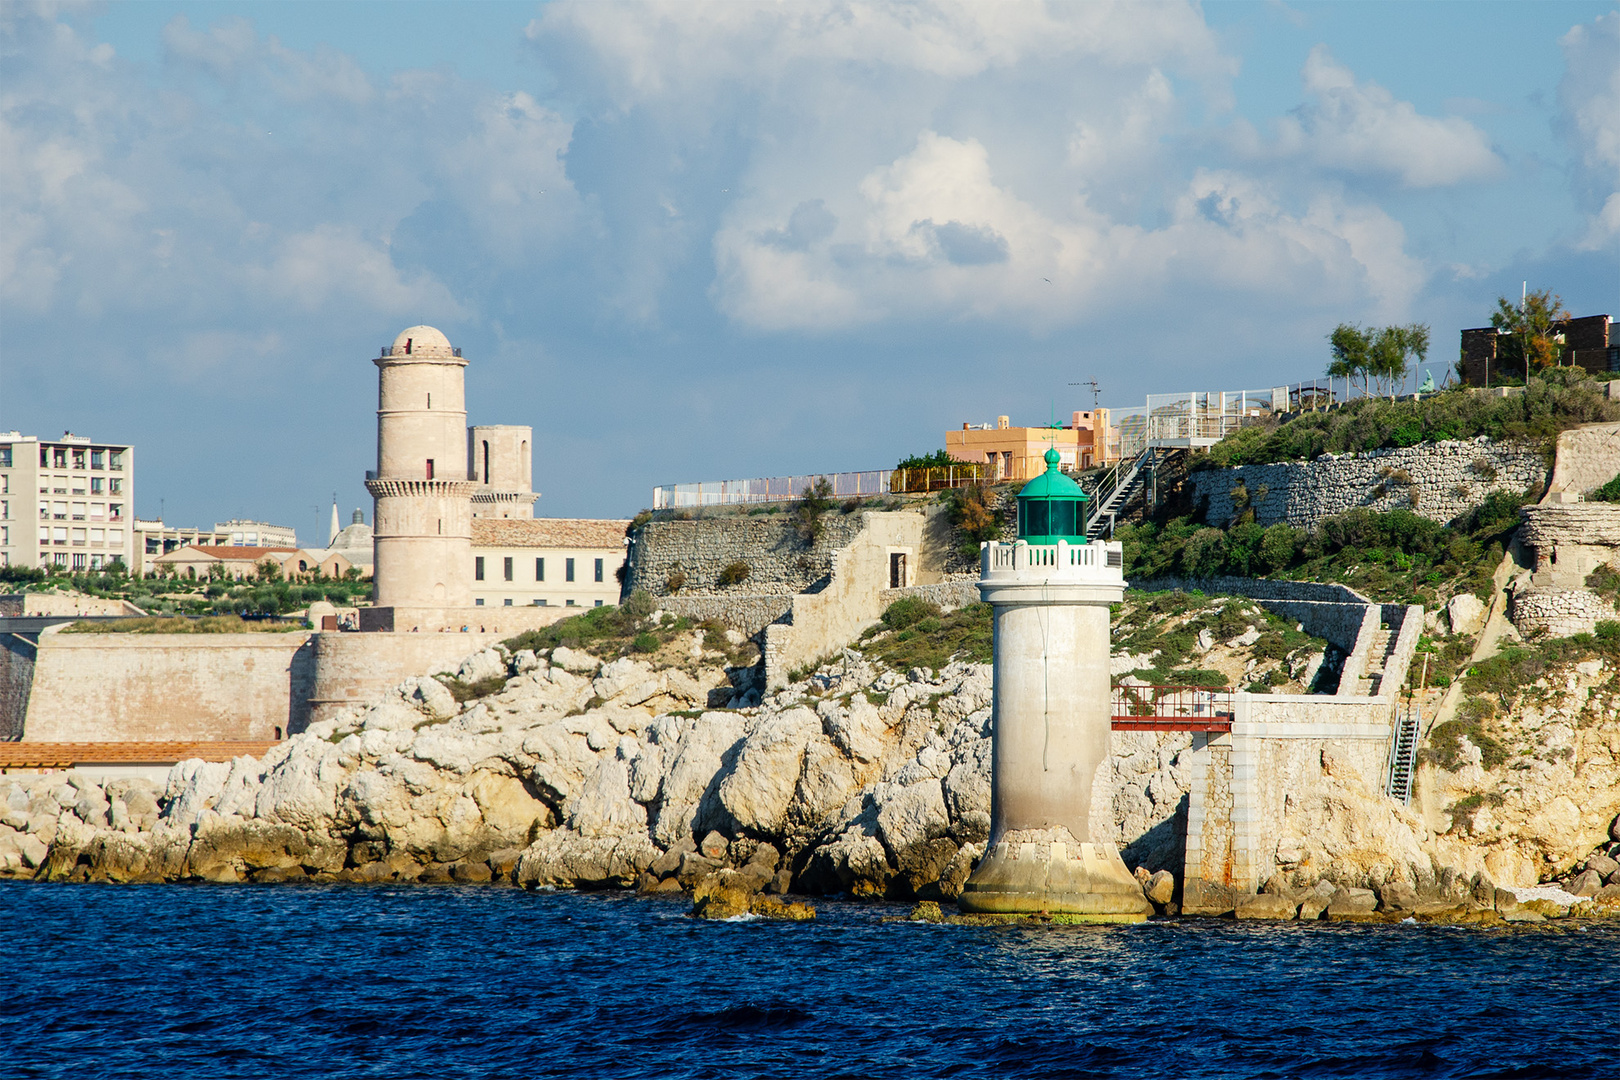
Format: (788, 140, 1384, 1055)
(945, 410, 1119, 482)
(0, 431, 134, 572)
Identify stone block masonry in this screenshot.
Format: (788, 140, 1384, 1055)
(1187, 438, 1547, 530)
(624, 514, 868, 598)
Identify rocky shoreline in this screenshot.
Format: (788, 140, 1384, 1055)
(4, 630, 1619, 926)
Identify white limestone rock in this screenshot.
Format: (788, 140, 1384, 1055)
(717, 708, 820, 834)
(651, 711, 746, 848)
(514, 828, 656, 888)
(550, 646, 601, 674)
(566, 759, 648, 838)
(1447, 594, 1487, 635)
(457, 648, 507, 685)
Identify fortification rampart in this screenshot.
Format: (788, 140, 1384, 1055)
(19, 630, 316, 742)
(1187, 438, 1547, 530)
(623, 514, 870, 597)
(307, 631, 511, 726)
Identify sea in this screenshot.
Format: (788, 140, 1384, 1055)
(3, 882, 1616, 1079)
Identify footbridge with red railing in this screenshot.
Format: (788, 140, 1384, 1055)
(1110, 685, 1234, 733)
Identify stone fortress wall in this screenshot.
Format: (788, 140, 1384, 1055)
(18, 629, 316, 742)
(624, 514, 869, 598)
(1187, 438, 1548, 530)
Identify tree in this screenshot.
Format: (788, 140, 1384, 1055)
(1490, 288, 1570, 372)
(1328, 322, 1431, 398)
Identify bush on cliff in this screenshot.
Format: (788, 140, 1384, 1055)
(1117, 492, 1532, 607)
(861, 600, 992, 671)
(1201, 370, 1619, 468)
(62, 615, 304, 634)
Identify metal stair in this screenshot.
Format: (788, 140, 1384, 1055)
(1084, 447, 1174, 538)
(1385, 704, 1421, 804)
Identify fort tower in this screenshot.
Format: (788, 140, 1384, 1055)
(365, 325, 475, 625)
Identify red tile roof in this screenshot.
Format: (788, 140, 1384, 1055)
(158, 545, 300, 560)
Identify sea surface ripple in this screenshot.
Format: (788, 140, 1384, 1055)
(3, 882, 1615, 1079)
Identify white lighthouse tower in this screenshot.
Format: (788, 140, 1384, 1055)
(362, 325, 475, 630)
(956, 448, 1152, 921)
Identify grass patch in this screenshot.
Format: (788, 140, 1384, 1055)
(859, 600, 993, 672)
(62, 615, 306, 633)
(439, 674, 509, 703)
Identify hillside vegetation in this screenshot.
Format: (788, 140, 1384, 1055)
(1118, 491, 1532, 608)
(1202, 371, 1618, 469)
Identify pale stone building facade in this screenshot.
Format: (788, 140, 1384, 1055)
(471, 518, 628, 609)
(0, 431, 134, 572)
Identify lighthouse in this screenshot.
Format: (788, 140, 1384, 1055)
(956, 447, 1151, 921)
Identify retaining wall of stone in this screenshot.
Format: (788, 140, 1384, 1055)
(1509, 586, 1617, 638)
(0, 633, 35, 741)
(623, 514, 868, 598)
(1187, 438, 1548, 530)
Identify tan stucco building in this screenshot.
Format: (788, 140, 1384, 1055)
(0, 431, 134, 572)
(945, 410, 1119, 481)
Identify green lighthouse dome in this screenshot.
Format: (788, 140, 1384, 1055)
(1016, 447, 1089, 544)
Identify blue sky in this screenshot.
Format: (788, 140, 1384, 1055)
(2, 1, 1616, 544)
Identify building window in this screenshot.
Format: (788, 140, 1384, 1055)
(426, 458, 435, 480)
(0, 501, 7, 520)
(90, 554, 103, 569)
(475, 556, 485, 581)
(54, 552, 66, 566)
(566, 557, 575, 582)
(91, 450, 103, 469)
(566, 599, 576, 606)
(91, 529, 104, 544)
(90, 478, 103, 494)
(109, 529, 122, 545)
(533, 598, 546, 606)
(72, 450, 85, 469)
(71, 502, 85, 520)
(72, 553, 86, 570)
(91, 504, 104, 520)
(535, 557, 544, 581)
(109, 478, 121, 494)
(594, 558, 604, 582)
(52, 449, 66, 468)
(0, 446, 10, 467)
(595, 600, 604, 607)
(109, 504, 122, 521)
(475, 598, 484, 606)
(108, 451, 122, 470)
(503, 598, 513, 606)
(503, 556, 513, 581)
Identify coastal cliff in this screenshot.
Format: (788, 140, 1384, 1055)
(4, 621, 1619, 920)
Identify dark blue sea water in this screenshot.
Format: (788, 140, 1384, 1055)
(3, 883, 1615, 1080)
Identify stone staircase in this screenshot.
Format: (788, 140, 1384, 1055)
(1360, 627, 1395, 695)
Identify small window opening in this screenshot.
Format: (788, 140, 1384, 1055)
(566, 557, 575, 582)
(503, 556, 513, 581)
(536, 557, 545, 581)
(426, 459, 435, 479)
(475, 556, 485, 581)
(405, 337, 413, 355)
(594, 558, 604, 582)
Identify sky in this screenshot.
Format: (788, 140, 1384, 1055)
(1, 1, 1617, 545)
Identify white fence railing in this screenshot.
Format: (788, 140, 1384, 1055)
(652, 470, 891, 509)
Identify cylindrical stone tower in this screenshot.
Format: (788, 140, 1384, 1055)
(365, 325, 475, 621)
(956, 449, 1151, 921)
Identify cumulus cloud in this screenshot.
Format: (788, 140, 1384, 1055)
(1558, 12, 1620, 248)
(1264, 46, 1502, 187)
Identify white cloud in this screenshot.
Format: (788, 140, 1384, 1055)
(1266, 46, 1502, 188)
(1558, 12, 1620, 249)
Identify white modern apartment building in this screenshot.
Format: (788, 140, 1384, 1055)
(0, 431, 134, 571)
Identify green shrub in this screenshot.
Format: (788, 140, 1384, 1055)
(632, 632, 660, 653)
(862, 601, 992, 670)
(717, 561, 751, 587)
(882, 596, 943, 630)
(1592, 472, 1620, 503)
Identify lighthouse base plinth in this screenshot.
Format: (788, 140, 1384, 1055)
(956, 830, 1151, 922)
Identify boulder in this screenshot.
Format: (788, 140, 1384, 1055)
(457, 649, 507, 685)
(1235, 893, 1298, 920)
(565, 760, 648, 839)
(1583, 853, 1619, 879)
(1144, 870, 1175, 906)
(1447, 594, 1487, 636)
(412, 679, 458, 720)
(513, 649, 542, 674)
(1327, 887, 1379, 919)
(691, 869, 757, 920)
(698, 830, 729, 861)
(550, 647, 601, 674)
(650, 713, 745, 848)
(1568, 869, 1604, 897)
(1377, 880, 1420, 912)
(515, 829, 656, 888)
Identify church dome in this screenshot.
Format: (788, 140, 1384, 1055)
(389, 325, 454, 357)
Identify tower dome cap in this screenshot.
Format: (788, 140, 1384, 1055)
(389, 325, 453, 357)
